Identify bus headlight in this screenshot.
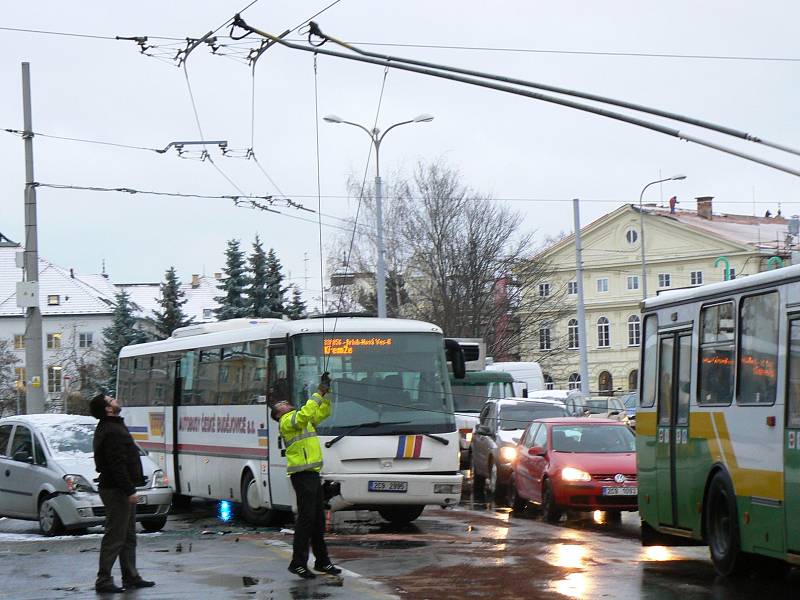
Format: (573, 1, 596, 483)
(434, 483, 461, 495)
(151, 470, 169, 488)
(499, 446, 517, 463)
(561, 467, 591, 482)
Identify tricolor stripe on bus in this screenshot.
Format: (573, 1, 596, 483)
(257, 428, 269, 448)
(127, 425, 148, 441)
(396, 435, 422, 458)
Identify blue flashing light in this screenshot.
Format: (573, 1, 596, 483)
(218, 500, 233, 523)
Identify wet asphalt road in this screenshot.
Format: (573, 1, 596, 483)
(1, 495, 798, 599)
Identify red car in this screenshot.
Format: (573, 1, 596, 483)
(508, 418, 637, 522)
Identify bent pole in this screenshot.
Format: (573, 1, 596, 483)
(231, 16, 800, 178)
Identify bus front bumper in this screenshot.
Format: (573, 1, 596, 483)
(323, 473, 463, 510)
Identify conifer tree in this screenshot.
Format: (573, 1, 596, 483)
(286, 285, 307, 320)
(247, 235, 270, 318)
(214, 239, 250, 320)
(152, 266, 194, 340)
(264, 248, 288, 317)
(101, 290, 146, 389)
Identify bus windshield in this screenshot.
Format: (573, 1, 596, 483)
(291, 333, 455, 435)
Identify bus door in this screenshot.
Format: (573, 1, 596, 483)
(786, 318, 800, 553)
(267, 342, 293, 509)
(165, 356, 183, 495)
(655, 329, 693, 529)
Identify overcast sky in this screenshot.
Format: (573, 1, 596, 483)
(2, 1, 798, 309)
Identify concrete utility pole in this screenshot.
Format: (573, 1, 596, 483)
(573, 199, 590, 395)
(21, 62, 45, 414)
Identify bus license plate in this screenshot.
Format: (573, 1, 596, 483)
(601, 486, 637, 496)
(368, 480, 408, 493)
(137, 495, 147, 504)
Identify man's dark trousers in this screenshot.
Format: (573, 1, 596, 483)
(96, 489, 140, 587)
(290, 471, 330, 568)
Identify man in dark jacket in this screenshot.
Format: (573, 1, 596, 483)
(90, 393, 156, 594)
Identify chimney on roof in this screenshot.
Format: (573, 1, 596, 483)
(696, 196, 713, 220)
(191, 274, 200, 288)
(69, 268, 74, 278)
(214, 272, 222, 280)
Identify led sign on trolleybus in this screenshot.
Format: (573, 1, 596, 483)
(323, 337, 394, 356)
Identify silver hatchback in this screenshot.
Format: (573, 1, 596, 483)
(0, 414, 172, 536)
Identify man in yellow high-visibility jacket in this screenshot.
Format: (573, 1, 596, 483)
(270, 373, 341, 579)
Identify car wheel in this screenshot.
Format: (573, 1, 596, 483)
(705, 471, 748, 577)
(140, 516, 168, 533)
(541, 479, 562, 524)
(240, 470, 279, 526)
(38, 497, 65, 537)
(377, 505, 424, 524)
(508, 475, 527, 513)
(471, 455, 486, 502)
(488, 462, 507, 505)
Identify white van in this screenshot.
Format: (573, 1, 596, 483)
(486, 361, 544, 397)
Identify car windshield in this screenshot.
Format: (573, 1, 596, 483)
(551, 425, 635, 453)
(452, 384, 490, 413)
(498, 403, 566, 431)
(575, 398, 623, 414)
(38, 422, 95, 456)
(623, 393, 638, 410)
(291, 332, 454, 435)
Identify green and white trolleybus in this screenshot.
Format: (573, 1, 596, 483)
(116, 317, 464, 526)
(637, 263, 800, 575)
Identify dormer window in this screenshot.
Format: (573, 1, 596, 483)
(47, 295, 60, 306)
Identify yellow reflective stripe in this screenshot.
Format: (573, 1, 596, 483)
(285, 431, 318, 446)
(287, 461, 323, 473)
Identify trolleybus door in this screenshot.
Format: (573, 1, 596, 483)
(266, 343, 293, 509)
(786, 318, 800, 553)
(655, 329, 693, 529)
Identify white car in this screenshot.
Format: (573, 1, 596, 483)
(0, 414, 172, 536)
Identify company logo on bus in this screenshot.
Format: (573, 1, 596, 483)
(323, 337, 394, 355)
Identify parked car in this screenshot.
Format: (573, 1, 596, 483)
(0, 414, 172, 536)
(565, 396, 630, 425)
(470, 398, 567, 502)
(508, 418, 637, 522)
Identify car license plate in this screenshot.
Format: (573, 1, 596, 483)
(601, 486, 637, 496)
(137, 495, 147, 504)
(368, 480, 408, 493)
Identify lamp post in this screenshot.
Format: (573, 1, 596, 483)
(639, 175, 686, 299)
(324, 113, 434, 318)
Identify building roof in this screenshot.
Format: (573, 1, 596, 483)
(118, 276, 220, 324)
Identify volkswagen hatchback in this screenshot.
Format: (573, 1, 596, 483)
(0, 414, 172, 536)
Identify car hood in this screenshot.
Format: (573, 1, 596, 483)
(497, 429, 524, 445)
(53, 455, 160, 489)
(551, 451, 636, 475)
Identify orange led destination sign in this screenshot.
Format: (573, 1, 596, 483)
(323, 337, 393, 355)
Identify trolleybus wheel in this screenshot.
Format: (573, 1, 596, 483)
(705, 471, 747, 577)
(377, 505, 424, 524)
(240, 470, 278, 526)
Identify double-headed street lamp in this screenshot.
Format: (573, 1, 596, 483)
(639, 174, 687, 299)
(323, 114, 434, 318)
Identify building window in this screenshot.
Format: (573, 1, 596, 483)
(567, 281, 577, 295)
(203, 308, 213, 319)
(539, 324, 552, 351)
(625, 228, 638, 245)
(567, 319, 580, 349)
(628, 369, 639, 392)
(626, 275, 639, 291)
(728, 268, 736, 280)
(597, 278, 609, 293)
(568, 373, 581, 390)
(47, 366, 62, 394)
(47, 295, 60, 306)
(46, 333, 62, 350)
(13, 334, 24, 350)
(78, 332, 93, 348)
(597, 316, 610, 348)
(543, 374, 554, 390)
(690, 271, 703, 286)
(628, 315, 641, 346)
(658, 273, 671, 288)
(538, 283, 551, 298)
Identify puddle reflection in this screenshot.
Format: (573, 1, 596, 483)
(551, 572, 589, 599)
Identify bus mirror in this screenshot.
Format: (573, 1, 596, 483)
(444, 339, 466, 379)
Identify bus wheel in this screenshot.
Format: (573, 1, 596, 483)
(240, 470, 277, 526)
(377, 505, 424, 524)
(706, 471, 747, 577)
(140, 516, 167, 533)
(171, 494, 192, 511)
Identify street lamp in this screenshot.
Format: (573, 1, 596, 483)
(323, 113, 434, 318)
(639, 175, 687, 299)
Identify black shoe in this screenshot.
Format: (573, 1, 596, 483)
(314, 563, 342, 576)
(95, 583, 125, 594)
(124, 579, 156, 589)
(288, 564, 316, 579)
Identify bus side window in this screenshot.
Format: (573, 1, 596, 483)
(789, 321, 800, 428)
(267, 345, 288, 406)
(640, 315, 657, 408)
(698, 302, 735, 405)
(737, 292, 779, 405)
(181, 351, 197, 406)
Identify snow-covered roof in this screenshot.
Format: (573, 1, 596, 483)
(118, 275, 220, 323)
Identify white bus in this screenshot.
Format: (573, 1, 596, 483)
(638, 264, 800, 576)
(116, 317, 464, 525)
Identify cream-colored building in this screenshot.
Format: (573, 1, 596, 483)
(527, 197, 798, 394)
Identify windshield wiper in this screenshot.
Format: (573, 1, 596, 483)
(324, 420, 411, 448)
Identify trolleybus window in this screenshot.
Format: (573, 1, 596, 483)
(640, 315, 657, 408)
(737, 292, 779, 405)
(291, 333, 454, 435)
(789, 321, 800, 428)
(698, 302, 735, 405)
(658, 337, 674, 425)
